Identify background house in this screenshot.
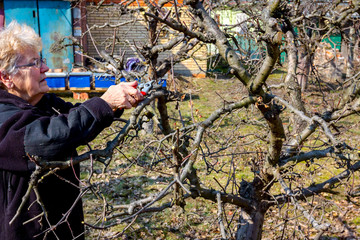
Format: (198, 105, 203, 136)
(83, 0, 207, 77)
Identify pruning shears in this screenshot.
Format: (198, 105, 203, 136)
(137, 80, 154, 96)
(114, 80, 162, 118)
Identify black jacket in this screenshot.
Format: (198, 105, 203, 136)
(0, 90, 115, 239)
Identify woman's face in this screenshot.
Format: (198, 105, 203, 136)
(7, 49, 49, 105)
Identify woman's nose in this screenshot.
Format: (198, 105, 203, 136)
(40, 63, 49, 73)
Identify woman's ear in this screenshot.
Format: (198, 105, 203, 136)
(0, 72, 14, 89)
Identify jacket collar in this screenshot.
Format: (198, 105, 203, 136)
(0, 89, 35, 109)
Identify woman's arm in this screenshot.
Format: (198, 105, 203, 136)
(24, 97, 114, 160)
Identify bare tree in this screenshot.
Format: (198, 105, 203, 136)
(16, 0, 360, 239)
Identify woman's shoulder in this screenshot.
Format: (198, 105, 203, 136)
(0, 102, 22, 122)
(0, 89, 31, 108)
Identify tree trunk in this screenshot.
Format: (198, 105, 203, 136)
(236, 209, 266, 240)
(346, 26, 355, 78)
(284, 31, 307, 139)
(296, 47, 311, 92)
(146, 1, 159, 80)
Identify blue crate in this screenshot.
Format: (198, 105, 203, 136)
(45, 72, 67, 90)
(69, 72, 92, 90)
(159, 79, 167, 87)
(94, 74, 116, 89)
(119, 77, 139, 83)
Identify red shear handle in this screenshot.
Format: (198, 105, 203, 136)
(132, 85, 147, 96)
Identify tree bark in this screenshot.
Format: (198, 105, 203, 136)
(346, 26, 355, 78)
(236, 209, 266, 240)
(296, 46, 311, 92)
(145, 0, 159, 80)
(284, 31, 307, 139)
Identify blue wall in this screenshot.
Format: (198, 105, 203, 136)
(4, 0, 74, 71)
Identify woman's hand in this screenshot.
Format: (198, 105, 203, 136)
(100, 81, 144, 110)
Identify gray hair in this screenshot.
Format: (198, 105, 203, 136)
(0, 21, 42, 77)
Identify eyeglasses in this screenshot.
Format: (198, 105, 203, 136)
(15, 58, 47, 69)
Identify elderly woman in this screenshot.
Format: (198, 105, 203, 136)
(0, 21, 143, 239)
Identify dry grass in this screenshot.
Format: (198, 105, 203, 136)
(56, 73, 360, 239)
